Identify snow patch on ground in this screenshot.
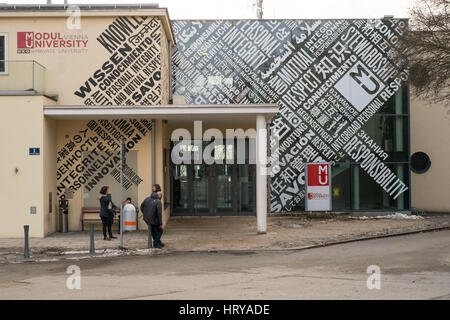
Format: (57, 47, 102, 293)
(63, 250, 89, 255)
(37, 258, 61, 262)
(356, 213, 424, 220)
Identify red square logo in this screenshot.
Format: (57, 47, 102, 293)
(307, 164, 329, 186)
(17, 32, 34, 49)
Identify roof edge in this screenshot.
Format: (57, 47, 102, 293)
(0, 5, 175, 46)
(0, 4, 160, 11)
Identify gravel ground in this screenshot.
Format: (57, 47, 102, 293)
(0, 214, 448, 263)
(1, 230, 449, 299)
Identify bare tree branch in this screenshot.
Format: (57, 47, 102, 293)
(400, 0, 450, 104)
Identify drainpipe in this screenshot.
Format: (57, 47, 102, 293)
(152, 119, 156, 186)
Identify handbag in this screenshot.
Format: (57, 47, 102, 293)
(107, 200, 115, 217)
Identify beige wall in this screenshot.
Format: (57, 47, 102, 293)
(43, 97, 58, 235)
(0, 61, 41, 92)
(0, 96, 46, 237)
(0, 15, 167, 105)
(163, 121, 171, 222)
(410, 97, 450, 213)
(0, 16, 117, 103)
(155, 120, 169, 226)
(160, 19, 171, 105)
(0, 12, 173, 237)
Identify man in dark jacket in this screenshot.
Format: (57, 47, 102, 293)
(140, 191, 164, 248)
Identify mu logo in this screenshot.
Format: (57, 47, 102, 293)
(349, 64, 380, 95)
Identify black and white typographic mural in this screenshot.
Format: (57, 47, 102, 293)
(172, 20, 409, 212)
(75, 16, 162, 105)
(56, 16, 162, 201)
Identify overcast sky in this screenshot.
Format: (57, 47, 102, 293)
(6, 0, 416, 19)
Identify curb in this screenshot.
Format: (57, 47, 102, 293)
(271, 224, 450, 252)
(1, 224, 449, 263)
(167, 224, 450, 254)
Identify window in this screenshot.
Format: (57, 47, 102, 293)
(353, 163, 410, 210)
(331, 161, 351, 210)
(411, 152, 431, 173)
(362, 115, 409, 162)
(0, 33, 7, 74)
(291, 86, 410, 212)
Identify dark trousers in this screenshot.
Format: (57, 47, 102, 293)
(101, 216, 113, 238)
(150, 224, 163, 247)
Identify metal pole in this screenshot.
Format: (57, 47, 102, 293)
(89, 223, 95, 254)
(148, 227, 152, 248)
(24, 225, 30, 258)
(120, 140, 124, 248)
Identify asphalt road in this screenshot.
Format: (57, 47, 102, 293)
(0, 230, 449, 300)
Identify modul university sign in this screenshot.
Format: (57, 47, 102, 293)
(305, 163, 331, 211)
(17, 32, 89, 54)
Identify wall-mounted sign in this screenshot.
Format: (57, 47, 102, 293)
(17, 32, 89, 54)
(29, 147, 40, 155)
(305, 163, 331, 211)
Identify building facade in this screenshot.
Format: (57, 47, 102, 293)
(171, 19, 411, 213)
(410, 97, 450, 213)
(0, 5, 175, 237)
(0, 4, 431, 239)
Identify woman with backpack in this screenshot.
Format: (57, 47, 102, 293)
(99, 186, 117, 241)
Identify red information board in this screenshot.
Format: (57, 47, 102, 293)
(305, 163, 332, 211)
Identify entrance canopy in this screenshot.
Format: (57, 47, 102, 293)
(45, 103, 279, 234)
(43, 104, 279, 123)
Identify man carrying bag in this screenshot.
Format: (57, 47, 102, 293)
(140, 186, 164, 248)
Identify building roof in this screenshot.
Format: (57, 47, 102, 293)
(0, 4, 160, 11)
(43, 104, 280, 123)
(0, 3, 176, 46)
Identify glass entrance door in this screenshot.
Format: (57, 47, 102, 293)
(210, 164, 234, 215)
(193, 164, 209, 214)
(171, 139, 255, 216)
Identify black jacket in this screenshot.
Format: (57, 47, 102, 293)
(140, 192, 162, 226)
(99, 194, 116, 218)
